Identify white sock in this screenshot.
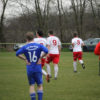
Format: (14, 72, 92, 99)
(46, 64, 51, 76)
(73, 61, 77, 71)
(54, 64, 58, 78)
(79, 60, 84, 64)
(42, 69, 47, 76)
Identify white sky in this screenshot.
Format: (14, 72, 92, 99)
(0, 0, 71, 18)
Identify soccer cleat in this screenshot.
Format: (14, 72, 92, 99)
(54, 77, 57, 80)
(74, 71, 77, 73)
(82, 64, 85, 69)
(49, 75, 52, 78)
(46, 74, 50, 83)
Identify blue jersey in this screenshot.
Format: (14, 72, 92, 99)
(16, 43, 48, 72)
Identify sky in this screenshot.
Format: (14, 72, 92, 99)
(0, 0, 71, 18)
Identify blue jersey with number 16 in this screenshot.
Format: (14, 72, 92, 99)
(16, 43, 48, 72)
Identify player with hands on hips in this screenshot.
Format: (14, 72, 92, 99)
(16, 32, 48, 100)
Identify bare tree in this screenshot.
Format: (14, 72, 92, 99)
(0, 0, 9, 42)
(43, 0, 51, 34)
(56, 0, 64, 41)
(88, 0, 100, 36)
(71, 0, 86, 37)
(34, 0, 52, 33)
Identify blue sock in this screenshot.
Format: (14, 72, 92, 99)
(37, 90, 43, 100)
(30, 93, 36, 100)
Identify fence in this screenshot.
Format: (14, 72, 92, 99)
(0, 43, 96, 52)
(0, 43, 71, 52)
(0, 43, 20, 52)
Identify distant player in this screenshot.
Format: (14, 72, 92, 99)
(46, 30, 61, 79)
(94, 42, 100, 55)
(34, 30, 50, 82)
(16, 32, 48, 100)
(94, 42, 100, 75)
(71, 33, 85, 72)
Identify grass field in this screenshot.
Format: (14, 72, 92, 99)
(0, 52, 100, 100)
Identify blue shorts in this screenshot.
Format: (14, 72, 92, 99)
(27, 72, 43, 85)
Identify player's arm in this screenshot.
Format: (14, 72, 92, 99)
(37, 45, 48, 64)
(81, 39, 85, 47)
(71, 39, 74, 48)
(58, 39, 61, 54)
(82, 43, 84, 46)
(17, 54, 30, 65)
(16, 47, 30, 65)
(41, 45, 48, 57)
(46, 38, 50, 56)
(72, 43, 74, 48)
(47, 45, 50, 50)
(58, 45, 61, 54)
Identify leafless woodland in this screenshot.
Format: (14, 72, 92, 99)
(0, 0, 100, 43)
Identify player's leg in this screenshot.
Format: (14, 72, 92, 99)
(73, 52, 77, 72)
(46, 54, 52, 77)
(78, 52, 85, 69)
(73, 61, 77, 72)
(41, 58, 50, 82)
(29, 85, 36, 100)
(37, 84, 43, 100)
(54, 64, 58, 79)
(41, 58, 48, 76)
(42, 69, 50, 82)
(42, 69, 47, 76)
(35, 72, 43, 100)
(27, 72, 36, 100)
(79, 60, 85, 69)
(46, 64, 51, 77)
(53, 54, 60, 79)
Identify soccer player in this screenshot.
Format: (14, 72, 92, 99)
(34, 30, 50, 82)
(46, 30, 61, 79)
(94, 42, 100, 75)
(71, 33, 85, 72)
(16, 32, 48, 100)
(94, 42, 100, 55)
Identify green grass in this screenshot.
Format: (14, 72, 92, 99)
(0, 52, 100, 100)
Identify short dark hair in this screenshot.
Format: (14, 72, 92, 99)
(73, 32, 78, 37)
(26, 32, 34, 41)
(37, 30, 43, 37)
(48, 30, 53, 35)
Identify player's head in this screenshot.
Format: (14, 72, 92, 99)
(26, 32, 34, 42)
(36, 30, 43, 37)
(48, 30, 53, 36)
(73, 32, 78, 37)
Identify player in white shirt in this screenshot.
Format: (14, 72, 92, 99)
(46, 30, 61, 79)
(34, 30, 50, 82)
(71, 33, 85, 72)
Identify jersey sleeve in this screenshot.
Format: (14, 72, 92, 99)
(72, 39, 74, 44)
(34, 38, 37, 42)
(46, 38, 50, 45)
(16, 46, 25, 56)
(94, 42, 100, 55)
(58, 38, 61, 45)
(40, 45, 48, 54)
(81, 39, 84, 44)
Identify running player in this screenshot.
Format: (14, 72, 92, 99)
(16, 32, 48, 100)
(34, 30, 50, 82)
(46, 30, 61, 80)
(72, 33, 85, 72)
